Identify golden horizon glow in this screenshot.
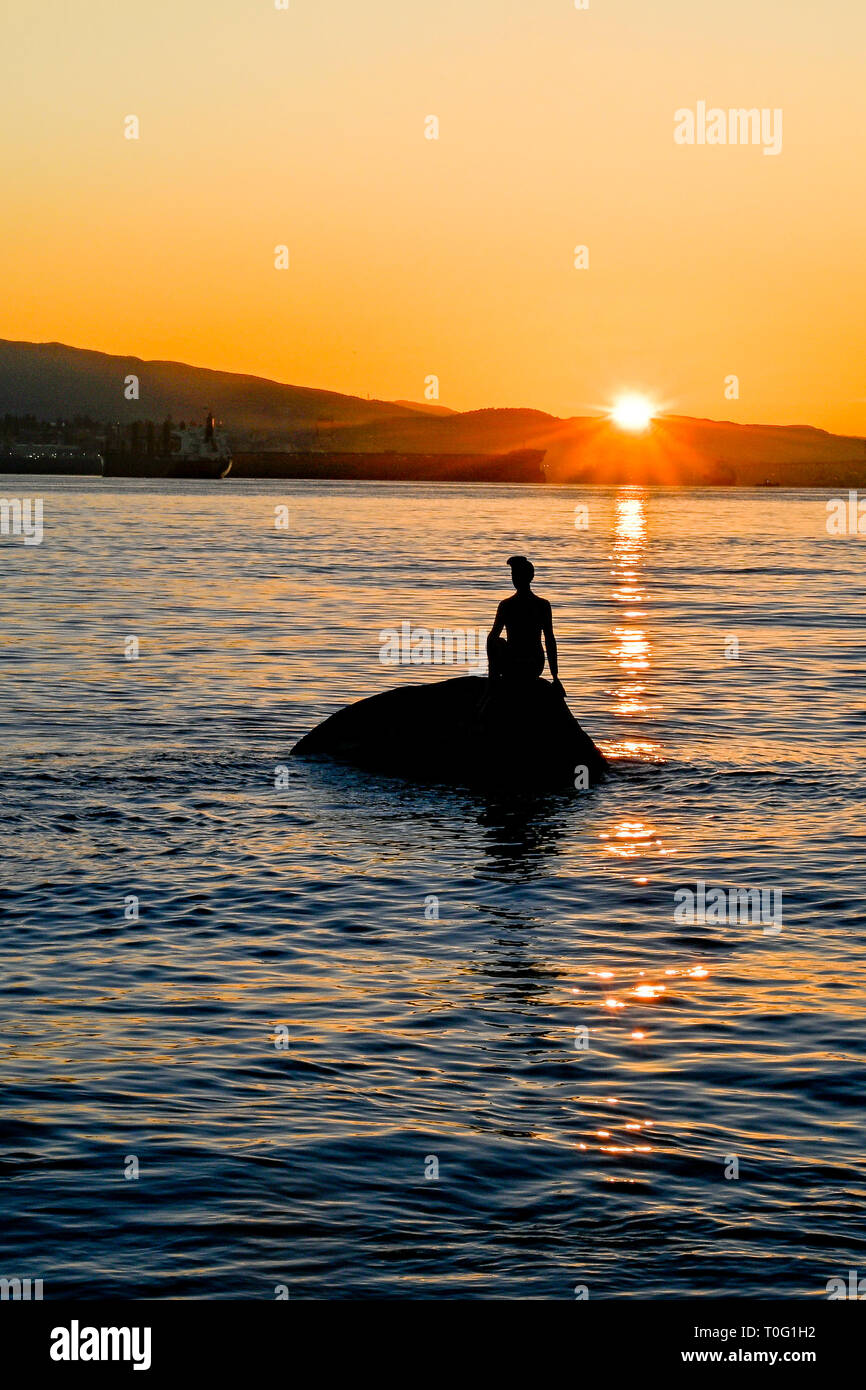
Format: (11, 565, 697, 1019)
(1, 2, 864, 433)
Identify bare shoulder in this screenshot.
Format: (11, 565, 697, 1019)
(534, 594, 552, 613)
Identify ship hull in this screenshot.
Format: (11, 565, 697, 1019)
(102, 453, 232, 480)
(230, 448, 546, 482)
(0, 455, 103, 476)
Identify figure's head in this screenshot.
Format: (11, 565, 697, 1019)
(507, 555, 534, 591)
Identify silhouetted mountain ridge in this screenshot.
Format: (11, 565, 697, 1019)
(0, 339, 424, 444)
(1, 338, 864, 484)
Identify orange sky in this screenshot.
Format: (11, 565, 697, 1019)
(2, 0, 864, 434)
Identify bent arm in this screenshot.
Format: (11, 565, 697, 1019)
(542, 603, 559, 678)
(488, 601, 505, 642)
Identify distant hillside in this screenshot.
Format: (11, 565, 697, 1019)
(318, 405, 559, 454)
(537, 415, 866, 486)
(322, 408, 866, 484)
(1, 338, 864, 484)
(391, 399, 457, 416)
(0, 339, 425, 448)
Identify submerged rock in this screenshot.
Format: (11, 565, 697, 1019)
(291, 675, 609, 790)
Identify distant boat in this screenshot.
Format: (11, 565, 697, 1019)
(102, 412, 232, 479)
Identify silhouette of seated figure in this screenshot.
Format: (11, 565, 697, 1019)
(487, 556, 564, 693)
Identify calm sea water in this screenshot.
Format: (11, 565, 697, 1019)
(1, 477, 864, 1300)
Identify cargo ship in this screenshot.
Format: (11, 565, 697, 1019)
(102, 412, 232, 479)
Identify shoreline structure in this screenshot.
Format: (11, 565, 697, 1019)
(4, 447, 866, 487)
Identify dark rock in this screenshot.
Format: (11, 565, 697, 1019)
(291, 676, 609, 790)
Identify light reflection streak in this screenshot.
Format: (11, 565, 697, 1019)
(603, 489, 663, 762)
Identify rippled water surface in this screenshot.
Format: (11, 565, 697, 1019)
(1, 477, 864, 1299)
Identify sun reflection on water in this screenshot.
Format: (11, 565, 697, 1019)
(604, 489, 663, 762)
(564, 962, 716, 1165)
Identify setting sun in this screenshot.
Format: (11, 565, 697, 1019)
(611, 396, 655, 432)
